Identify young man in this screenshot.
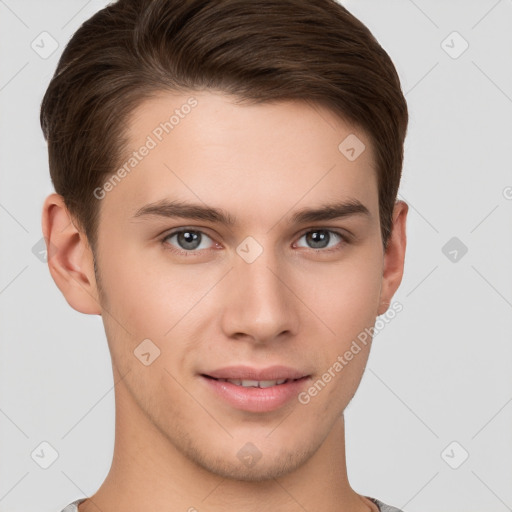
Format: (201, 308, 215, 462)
(41, 1, 409, 511)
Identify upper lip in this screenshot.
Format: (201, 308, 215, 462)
(202, 365, 308, 381)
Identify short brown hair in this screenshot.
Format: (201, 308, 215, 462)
(40, 0, 408, 252)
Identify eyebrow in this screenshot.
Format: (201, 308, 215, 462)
(132, 198, 371, 225)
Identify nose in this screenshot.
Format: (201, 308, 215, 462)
(219, 244, 300, 344)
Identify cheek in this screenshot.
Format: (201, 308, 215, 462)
(97, 243, 217, 383)
(307, 262, 381, 412)
(97, 241, 198, 335)
(304, 248, 383, 344)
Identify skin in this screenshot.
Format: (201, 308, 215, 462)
(42, 90, 407, 512)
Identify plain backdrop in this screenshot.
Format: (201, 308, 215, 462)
(0, 1, 511, 511)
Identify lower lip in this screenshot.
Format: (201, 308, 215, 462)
(200, 375, 310, 413)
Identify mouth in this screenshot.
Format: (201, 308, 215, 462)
(199, 366, 311, 413)
(201, 375, 307, 388)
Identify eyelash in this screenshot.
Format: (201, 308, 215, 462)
(159, 227, 351, 256)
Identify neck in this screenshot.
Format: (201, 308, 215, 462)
(79, 369, 376, 512)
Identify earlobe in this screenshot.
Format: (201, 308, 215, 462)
(41, 193, 102, 315)
(377, 200, 408, 316)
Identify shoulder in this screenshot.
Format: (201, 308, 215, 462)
(366, 496, 407, 512)
(59, 498, 87, 512)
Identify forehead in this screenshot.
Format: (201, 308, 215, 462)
(101, 90, 378, 226)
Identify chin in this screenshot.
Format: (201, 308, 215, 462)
(189, 440, 317, 482)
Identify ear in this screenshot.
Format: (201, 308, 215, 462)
(377, 200, 408, 316)
(41, 193, 102, 315)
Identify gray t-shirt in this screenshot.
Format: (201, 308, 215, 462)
(61, 496, 405, 511)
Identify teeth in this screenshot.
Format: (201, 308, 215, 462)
(219, 378, 290, 387)
(259, 380, 280, 388)
(241, 379, 259, 387)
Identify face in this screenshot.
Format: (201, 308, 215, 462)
(90, 90, 396, 480)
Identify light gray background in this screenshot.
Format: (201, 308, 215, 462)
(1, 1, 511, 511)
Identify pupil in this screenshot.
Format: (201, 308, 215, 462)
(307, 230, 329, 249)
(178, 231, 200, 250)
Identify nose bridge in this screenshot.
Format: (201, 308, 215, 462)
(220, 238, 298, 341)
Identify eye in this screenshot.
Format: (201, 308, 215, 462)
(294, 229, 347, 251)
(160, 227, 349, 256)
(162, 229, 217, 253)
